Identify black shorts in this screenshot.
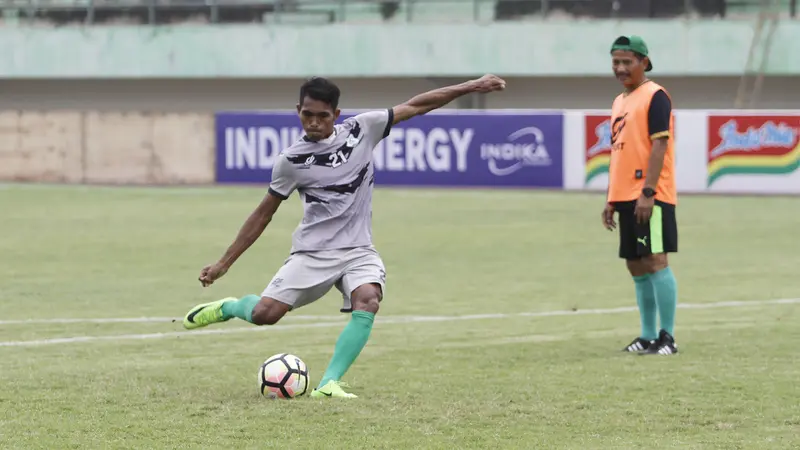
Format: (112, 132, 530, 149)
(612, 200, 678, 260)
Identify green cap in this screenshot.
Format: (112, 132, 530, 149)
(610, 35, 653, 72)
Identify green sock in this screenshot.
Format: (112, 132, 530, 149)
(317, 310, 375, 389)
(651, 267, 678, 336)
(633, 274, 658, 340)
(220, 294, 260, 323)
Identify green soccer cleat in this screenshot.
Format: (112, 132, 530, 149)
(182, 297, 235, 330)
(310, 380, 358, 399)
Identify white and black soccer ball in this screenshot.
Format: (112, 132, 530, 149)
(258, 353, 309, 399)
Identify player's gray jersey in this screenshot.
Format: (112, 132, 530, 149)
(268, 109, 393, 253)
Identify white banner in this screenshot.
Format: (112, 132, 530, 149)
(562, 110, 800, 195)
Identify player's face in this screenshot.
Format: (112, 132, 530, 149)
(611, 50, 647, 89)
(297, 97, 340, 141)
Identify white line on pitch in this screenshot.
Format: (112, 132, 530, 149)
(2, 297, 798, 327)
(0, 315, 346, 325)
(0, 297, 797, 348)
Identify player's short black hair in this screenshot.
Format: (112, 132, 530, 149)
(299, 77, 341, 110)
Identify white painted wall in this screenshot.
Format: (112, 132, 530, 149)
(1, 76, 799, 111)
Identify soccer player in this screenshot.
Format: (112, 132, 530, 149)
(182, 74, 507, 397)
(602, 35, 679, 356)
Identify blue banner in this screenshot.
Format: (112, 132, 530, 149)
(215, 111, 563, 188)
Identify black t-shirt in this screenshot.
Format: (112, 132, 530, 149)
(648, 89, 672, 139)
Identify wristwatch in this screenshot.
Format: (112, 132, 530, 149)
(642, 187, 656, 198)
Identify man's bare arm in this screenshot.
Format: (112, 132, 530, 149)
(392, 74, 506, 125)
(217, 193, 283, 269)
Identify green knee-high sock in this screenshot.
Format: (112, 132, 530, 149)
(651, 267, 678, 336)
(633, 274, 658, 340)
(220, 294, 260, 323)
(317, 310, 375, 389)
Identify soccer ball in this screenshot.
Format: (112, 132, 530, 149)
(258, 353, 309, 399)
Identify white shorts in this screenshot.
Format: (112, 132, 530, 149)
(261, 246, 386, 312)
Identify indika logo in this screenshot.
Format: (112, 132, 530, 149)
(707, 116, 800, 186)
(479, 126, 551, 176)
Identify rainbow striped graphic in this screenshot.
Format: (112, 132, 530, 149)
(707, 117, 800, 187)
(584, 116, 611, 185)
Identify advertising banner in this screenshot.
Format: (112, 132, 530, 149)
(215, 111, 564, 188)
(707, 114, 800, 193)
(583, 114, 612, 191)
(216, 109, 800, 195)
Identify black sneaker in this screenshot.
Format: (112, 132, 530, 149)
(640, 329, 678, 356)
(622, 337, 654, 353)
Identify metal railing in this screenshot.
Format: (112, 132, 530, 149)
(0, 0, 796, 26)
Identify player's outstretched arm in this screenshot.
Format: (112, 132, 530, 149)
(198, 193, 283, 287)
(391, 74, 506, 125)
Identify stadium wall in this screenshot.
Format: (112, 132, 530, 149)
(2, 109, 798, 194)
(3, 77, 800, 110)
(4, 21, 800, 78)
(0, 111, 213, 184)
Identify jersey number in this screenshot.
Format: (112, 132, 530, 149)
(329, 150, 349, 168)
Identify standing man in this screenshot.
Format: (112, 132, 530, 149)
(602, 35, 680, 356)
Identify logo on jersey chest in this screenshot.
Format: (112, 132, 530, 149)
(610, 113, 628, 152)
(290, 123, 362, 169)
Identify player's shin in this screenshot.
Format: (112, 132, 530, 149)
(651, 267, 678, 335)
(317, 310, 375, 389)
(633, 274, 658, 340)
(221, 294, 261, 323)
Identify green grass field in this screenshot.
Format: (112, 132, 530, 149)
(1, 184, 798, 449)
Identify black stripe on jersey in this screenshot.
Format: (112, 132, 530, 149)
(286, 153, 319, 166)
(351, 121, 362, 138)
(268, 188, 289, 200)
(287, 123, 362, 168)
(300, 190, 329, 204)
(320, 163, 370, 195)
(383, 108, 394, 139)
